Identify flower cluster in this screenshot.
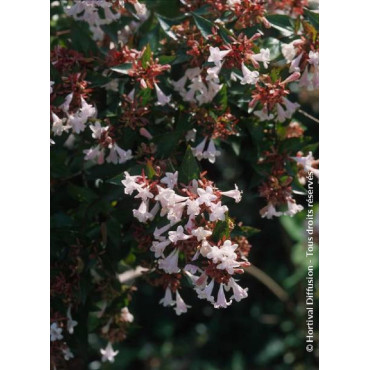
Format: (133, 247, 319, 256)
(122, 171, 249, 313)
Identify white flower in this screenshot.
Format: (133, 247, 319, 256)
(133, 201, 153, 223)
(100, 342, 119, 363)
(196, 278, 215, 303)
(308, 51, 319, 67)
(208, 46, 231, 67)
(185, 67, 201, 80)
(276, 103, 289, 122)
(254, 108, 274, 121)
(60, 93, 73, 113)
(207, 240, 238, 263)
(282, 97, 300, 118)
(284, 200, 304, 217)
(261, 203, 283, 219)
(89, 121, 108, 139)
(209, 202, 228, 222)
(79, 97, 96, 121)
(154, 223, 173, 240)
(191, 227, 212, 241)
(206, 65, 222, 82)
(154, 83, 171, 106)
(174, 290, 191, 315)
(159, 287, 175, 307)
(191, 137, 207, 160)
(62, 347, 74, 361)
(203, 139, 221, 164)
(50, 322, 63, 342)
(200, 240, 212, 257)
(291, 152, 319, 178)
(228, 278, 248, 302)
(134, 185, 154, 202)
(160, 172, 178, 189)
(186, 199, 201, 217)
(83, 145, 105, 164)
(158, 248, 181, 273)
(227, 0, 241, 9)
(67, 306, 78, 335)
(172, 75, 187, 93)
(52, 113, 70, 136)
(150, 239, 171, 258)
(68, 114, 86, 134)
(106, 144, 133, 164)
(221, 184, 243, 203)
(122, 172, 140, 195)
(121, 307, 134, 323)
(252, 48, 270, 68)
(240, 63, 259, 85)
(50, 81, 55, 94)
(214, 284, 232, 308)
(289, 53, 303, 73)
(185, 128, 197, 142)
(197, 186, 217, 206)
(282, 42, 297, 63)
(168, 225, 191, 244)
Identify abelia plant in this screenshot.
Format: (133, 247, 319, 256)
(50, 0, 319, 368)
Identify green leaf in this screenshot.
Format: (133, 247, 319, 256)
(266, 15, 294, 36)
(110, 63, 133, 75)
(304, 8, 319, 31)
(234, 224, 261, 238)
(178, 145, 200, 184)
(192, 12, 213, 38)
(156, 13, 179, 40)
(141, 44, 152, 69)
(212, 215, 230, 242)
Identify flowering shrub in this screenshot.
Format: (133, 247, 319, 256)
(50, 0, 319, 367)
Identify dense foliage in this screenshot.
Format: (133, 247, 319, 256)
(50, 0, 319, 368)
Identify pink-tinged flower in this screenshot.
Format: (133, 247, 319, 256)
(172, 75, 187, 94)
(191, 137, 207, 160)
(214, 284, 232, 308)
(221, 184, 243, 203)
(251, 48, 270, 68)
(208, 46, 231, 67)
(159, 287, 175, 307)
(289, 53, 303, 73)
(139, 127, 153, 140)
(291, 152, 319, 179)
(168, 225, 191, 244)
(89, 121, 108, 140)
(174, 290, 191, 315)
(122, 172, 141, 195)
(308, 51, 319, 67)
(203, 139, 221, 164)
(59, 93, 73, 113)
(197, 186, 217, 206)
(196, 278, 215, 303)
(160, 172, 178, 189)
(121, 307, 134, 323)
(154, 223, 173, 240)
(281, 42, 297, 63)
(83, 145, 105, 165)
(191, 227, 212, 241)
(284, 200, 304, 217)
(261, 203, 283, 219)
(254, 108, 274, 121)
(134, 184, 154, 202)
(186, 199, 201, 217)
(209, 202, 228, 222)
(100, 342, 119, 363)
(282, 97, 300, 118)
(51, 113, 70, 136)
(240, 63, 259, 85)
(106, 144, 133, 164)
(154, 83, 171, 106)
(228, 278, 248, 302)
(276, 103, 289, 123)
(158, 248, 181, 273)
(150, 239, 171, 258)
(133, 200, 153, 223)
